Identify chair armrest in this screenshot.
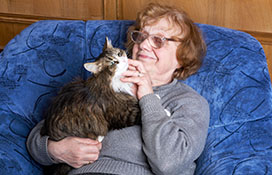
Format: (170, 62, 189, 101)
(0, 111, 43, 174)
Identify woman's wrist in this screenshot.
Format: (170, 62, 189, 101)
(47, 139, 63, 163)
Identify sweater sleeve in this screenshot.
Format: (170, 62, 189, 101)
(139, 93, 210, 175)
(26, 120, 56, 166)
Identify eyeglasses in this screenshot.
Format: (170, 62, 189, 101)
(130, 30, 181, 49)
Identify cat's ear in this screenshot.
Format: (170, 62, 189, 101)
(84, 63, 99, 74)
(103, 37, 113, 51)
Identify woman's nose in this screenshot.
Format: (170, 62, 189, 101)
(139, 37, 152, 51)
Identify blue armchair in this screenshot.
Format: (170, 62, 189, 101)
(0, 20, 271, 175)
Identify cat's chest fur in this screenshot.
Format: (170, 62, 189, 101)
(111, 74, 134, 96)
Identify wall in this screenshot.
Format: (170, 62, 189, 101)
(0, 0, 271, 80)
(0, 0, 109, 50)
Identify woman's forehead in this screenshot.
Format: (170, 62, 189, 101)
(143, 18, 181, 36)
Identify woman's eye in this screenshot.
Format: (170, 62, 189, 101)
(138, 34, 146, 42)
(153, 36, 163, 46)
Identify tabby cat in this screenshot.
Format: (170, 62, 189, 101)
(40, 37, 140, 175)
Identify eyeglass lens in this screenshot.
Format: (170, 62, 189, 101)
(131, 31, 164, 49)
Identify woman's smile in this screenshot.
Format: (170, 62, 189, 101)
(137, 53, 156, 61)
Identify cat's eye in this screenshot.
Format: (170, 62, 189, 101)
(118, 52, 123, 57)
(110, 60, 119, 65)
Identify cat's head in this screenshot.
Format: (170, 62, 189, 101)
(84, 37, 128, 76)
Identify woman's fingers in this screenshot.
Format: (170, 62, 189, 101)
(122, 69, 143, 78)
(122, 60, 153, 99)
(128, 59, 147, 73)
(48, 137, 102, 168)
(128, 64, 137, 71)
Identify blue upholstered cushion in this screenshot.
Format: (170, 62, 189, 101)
(0, 20, 271, 175)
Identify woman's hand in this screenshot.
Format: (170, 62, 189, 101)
(48, 137, 102, 168)
(121, 59, 153, 99)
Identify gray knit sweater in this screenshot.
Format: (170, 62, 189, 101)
(27, 79, 210, 175)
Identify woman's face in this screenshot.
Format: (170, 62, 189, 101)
(132, 18, 181, 85)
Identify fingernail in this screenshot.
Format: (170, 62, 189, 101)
(97, 136, 104, 142)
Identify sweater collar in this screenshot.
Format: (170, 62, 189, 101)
(152, 79, 178, 92)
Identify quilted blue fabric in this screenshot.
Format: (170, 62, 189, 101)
(0, 20, 271, 175)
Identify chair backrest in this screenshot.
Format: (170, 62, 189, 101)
(0, 20, 271, 175)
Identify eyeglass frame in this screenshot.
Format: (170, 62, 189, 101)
(130, 30, 182, 49)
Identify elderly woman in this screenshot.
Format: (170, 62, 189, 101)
(27, 3, 209, 175)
